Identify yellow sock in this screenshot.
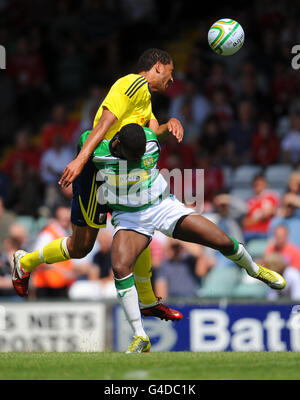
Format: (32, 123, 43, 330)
(20, 237, 70, 273)
(133, 247, 157, 308)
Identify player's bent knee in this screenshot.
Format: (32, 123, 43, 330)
(112, 261, 133, 279)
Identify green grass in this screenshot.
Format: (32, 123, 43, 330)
(1, 352, 300, 380)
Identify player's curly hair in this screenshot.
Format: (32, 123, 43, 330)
(137, 48, 172, 72)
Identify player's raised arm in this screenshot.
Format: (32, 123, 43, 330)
(59, 109, 117, 188)
(150, 117, 184, 143)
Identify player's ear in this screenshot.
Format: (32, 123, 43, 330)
(155, 61, 163, 73)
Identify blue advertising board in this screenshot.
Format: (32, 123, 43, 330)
(113, 303, 300, 351)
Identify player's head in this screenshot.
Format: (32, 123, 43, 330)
(113, 123, 146, 162)
(137, 48, 174, 93)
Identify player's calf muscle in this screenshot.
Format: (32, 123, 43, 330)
(67, 225, 98, 258)
(67, 239, 93, 259)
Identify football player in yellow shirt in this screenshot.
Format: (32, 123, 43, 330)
(12, 48, 183, 321)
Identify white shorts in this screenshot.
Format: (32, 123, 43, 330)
(111, 195, 195, 239)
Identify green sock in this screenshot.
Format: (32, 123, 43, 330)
(221, 236, 259, 276)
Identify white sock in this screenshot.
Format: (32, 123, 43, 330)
(115, 273, 148, 339)
(225, 243, 259, 276)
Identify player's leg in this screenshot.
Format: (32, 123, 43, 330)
(12, 156, 103, 297)
(12, 224, 99, 297)
(111, 229, 151, 353)
(134, 247, 183, 321)
(173, 214, 286, 289)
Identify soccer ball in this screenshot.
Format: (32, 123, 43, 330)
(208, 18, 244, 56)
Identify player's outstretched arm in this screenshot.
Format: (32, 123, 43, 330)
(59, 109, 117, 188)
(150, 117, 184, 143)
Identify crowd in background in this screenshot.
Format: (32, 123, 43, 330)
(1, 0, 300, 300)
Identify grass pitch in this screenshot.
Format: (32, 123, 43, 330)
(0, 352, 300, 380)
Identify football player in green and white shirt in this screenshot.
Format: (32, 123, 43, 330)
(82, 123, 286, 354)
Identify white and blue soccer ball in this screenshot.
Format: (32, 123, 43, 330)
(208, 18, 245, 56)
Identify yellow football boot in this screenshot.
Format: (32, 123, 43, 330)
(254, 264, 286, 290)
(126, 336, 151, 354)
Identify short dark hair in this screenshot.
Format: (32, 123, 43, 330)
(137, 48, 172, 72)
(118, 123, 146, 160)
(252, 173, 266, 184)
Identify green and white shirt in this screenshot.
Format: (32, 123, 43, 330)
(78, 127, 168, 212)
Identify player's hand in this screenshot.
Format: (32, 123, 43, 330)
(167, 118, 184, 143)
(59, 158, 85, 188)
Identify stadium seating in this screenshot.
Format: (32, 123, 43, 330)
(245, 238, 268, 259)
(231, 165, 263, 189)
(230, 188, 253, 202)
(222, 166, 233, 190)
(265, 164, 292, 191)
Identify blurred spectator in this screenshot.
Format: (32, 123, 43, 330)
(199, 193, 246, 296)
(210, 193, 246, 242)
(40, 133, 73, 210)
(198, 115, 227, 159)
(7, 37, 45, 88)
(9, 223, 29, 251)
(0, 237, 21, 297)
(7, 36, 46, 123)
(92, 229, 114, 288)
(264, 252, 300, 300)
(56, 40, 86, 98)
(196, 156, 224, 204)
(72, 84, 106, 150)
(149, 231, 168, 275)
(251, 118, 280, 166)
(0, 73, 17, 148)
(210, 87, 233, 132)
(5, 161, 42, 217)
(0, 196, 16, 252)
(41, 104, 79, 150)
(80, 0, 119, 79)
(281, 106, 300, 165)
(179, 99, 200, 144)
(158, 135, 196, 171)
(269, 192, 300, 248)
(31, 206, 75, 298)
(272, 60, 298, 112)
(287, 171, 300, 195)
(243, 174, 279, 241)
(154, 238, 202, 298)
(69, 229, 115, 300)
(1, 129, 41, 177)
(227, 100, 256, 165)
(80, 85, 106, 130)
(265, 225, 300, 271)
(0, 172, 9, 202)
(205, 61, 234, 100)
(49, 0, 79, 48)
(168, 78, 211, 130)
(235, 63, 269, 113)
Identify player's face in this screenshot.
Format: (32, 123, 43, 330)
(159, 62, 174, 92)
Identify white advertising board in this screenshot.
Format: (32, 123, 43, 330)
(0, 302, 106, 352)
